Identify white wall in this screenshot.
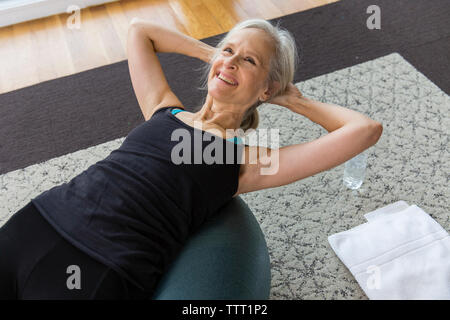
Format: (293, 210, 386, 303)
(0, 0, 119, 28)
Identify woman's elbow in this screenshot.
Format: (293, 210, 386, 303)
(368, 121, 383, 145)
(129, 17, 145, 28)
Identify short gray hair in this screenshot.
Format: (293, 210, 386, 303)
(195, 18, 300, 132)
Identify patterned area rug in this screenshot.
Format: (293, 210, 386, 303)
(2, 52, 449, 299)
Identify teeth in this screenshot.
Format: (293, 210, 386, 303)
(218, 73, 236, 85)
(219, 74, 235, 85)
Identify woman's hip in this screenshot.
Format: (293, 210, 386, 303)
(0, 201, 138, 299)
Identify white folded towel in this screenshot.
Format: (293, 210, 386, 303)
(328, 201, 450, 300)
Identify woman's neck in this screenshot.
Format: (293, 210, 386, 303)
(192, 95, 246, 134)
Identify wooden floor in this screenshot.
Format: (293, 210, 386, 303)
(0, 0, 338, 95)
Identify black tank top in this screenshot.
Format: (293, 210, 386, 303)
(31, 106, 245, 294)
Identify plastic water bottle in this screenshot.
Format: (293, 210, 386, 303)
(343, 151, 368, 190)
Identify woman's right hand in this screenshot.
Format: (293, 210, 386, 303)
(197, 44, 216, 64)
(206, 47, 216, 64)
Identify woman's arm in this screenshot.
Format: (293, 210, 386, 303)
(288, 95, 381, 133)
(236, 89, 383, 195)
(270, 83, 380, 132)
(129, 18, 215, 63)
(127, 18, 215, 120)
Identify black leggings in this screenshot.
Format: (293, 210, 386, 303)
(0, 202, 146, 300)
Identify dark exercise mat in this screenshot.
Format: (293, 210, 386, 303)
(0, 0, 449, 175)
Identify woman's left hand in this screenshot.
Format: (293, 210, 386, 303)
(267, 83, 303, 109)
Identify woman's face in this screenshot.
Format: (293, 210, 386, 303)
(207, 28, 275, 108)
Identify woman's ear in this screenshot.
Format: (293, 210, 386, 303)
(260, 81, 281, 102)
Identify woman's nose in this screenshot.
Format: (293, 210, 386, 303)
(224, 56, 238, 69)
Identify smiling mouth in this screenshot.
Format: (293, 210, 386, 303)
(215, 72, 238, 86)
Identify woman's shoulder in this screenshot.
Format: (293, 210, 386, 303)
(149, 105, 186, 120)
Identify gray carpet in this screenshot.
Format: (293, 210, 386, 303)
(1, 52, 449, 299)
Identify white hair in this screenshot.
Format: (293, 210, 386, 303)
(195, 18, 300, 131)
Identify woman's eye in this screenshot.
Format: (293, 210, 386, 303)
(223, 48, 255, 65)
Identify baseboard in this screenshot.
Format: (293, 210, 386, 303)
(0, 0, 118, 28)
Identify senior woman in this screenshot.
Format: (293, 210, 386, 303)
(0, 18, 382, 299)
